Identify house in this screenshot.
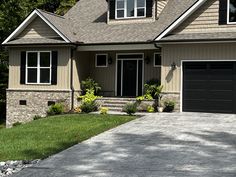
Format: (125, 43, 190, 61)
(2, 0, 236, 127)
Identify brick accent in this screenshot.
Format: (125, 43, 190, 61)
(162, 93, 180, 111)
(6, 90, 72, 128)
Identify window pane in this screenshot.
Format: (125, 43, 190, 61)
(27, 68, 37, 83)
(230, 0, 236, 22)
(40, 52, 50, 67)
(117, 10, 124, 18)
(127, 0, 135, 17)
(137, 0, 145, 8)
(40, 68, 50, 83)
(117, 0, 124, 9)
(155, 54, 161, 66)
(137, 8, 145, 17)
(27, 52, 37, 67)
(96, 55, 107, 66)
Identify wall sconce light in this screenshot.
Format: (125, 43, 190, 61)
(108, 56, 113, 65)
(145, 56, 150, 64)
(171, 62, 177, 70)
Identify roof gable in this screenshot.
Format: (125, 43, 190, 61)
(2, 9, 70, 45)
(155, 0, 207, 41)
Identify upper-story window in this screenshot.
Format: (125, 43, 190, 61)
(228, 0, 236, 23)
(115, 0, 146, 19)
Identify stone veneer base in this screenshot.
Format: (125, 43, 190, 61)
(162, 93, 181, 111)
(6, 90, 72, 128)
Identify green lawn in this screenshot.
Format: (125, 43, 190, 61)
(0, 114, 135, 161)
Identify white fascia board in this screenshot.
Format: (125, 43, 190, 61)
(2, 9, 70, 44)
(155, 0, 206, 41)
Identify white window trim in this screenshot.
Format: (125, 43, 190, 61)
(115, 0, 146, 19)
(153, 53, 161, 67)
(26, 51, 52, 85)
(227, 0, 236, 24)
(95, 54, 108, 68)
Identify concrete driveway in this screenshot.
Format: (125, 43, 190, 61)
(13, 113, 236, 177)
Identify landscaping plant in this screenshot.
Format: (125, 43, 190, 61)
(47, 103, 65, 115)
(81, 78, 101, 95)
(164, 100, 176, 112)
(78, 89, 100, 113)
(123, 102, 137, 115)
(147, 106, 155, 113)
(100, 107, 109, 115)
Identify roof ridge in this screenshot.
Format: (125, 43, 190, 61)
(36, 9, 65, 19)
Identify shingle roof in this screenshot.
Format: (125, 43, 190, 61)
(6, 38, 67, 45)
(160, 32, 236, 42)
(62, 0, 199, 44)
(5, 0, 201, 45)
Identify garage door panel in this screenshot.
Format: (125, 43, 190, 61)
(209, 81, 233, 90)
(184, 81, 207, 90)
(183, 61, 236, 114)
(184, 90, 207, 99)
(208, 90, 233, 100)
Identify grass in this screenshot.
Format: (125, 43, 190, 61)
(0, 114, 135, 161)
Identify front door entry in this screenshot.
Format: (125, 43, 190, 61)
(116, 54, 144, 97)
(123, 60, 137, 96)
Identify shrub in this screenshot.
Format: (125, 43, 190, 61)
(33, 115, 42, 120)
(136, 93, 153, 102)
(47, 103, 65, 116)
(123, 102, 137, 116)
(13, 122, 22, 127)
(78, 89, 100, 113)
(80, 102, 98, 113)
(164, 100, 176, 112)
(100, 107, 109, 115)
(147, 106, 155, 113)
(74, 107, 82, 113)
(81, 78, 101, 95)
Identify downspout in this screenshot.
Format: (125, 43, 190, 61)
(70, 47, 75, 111)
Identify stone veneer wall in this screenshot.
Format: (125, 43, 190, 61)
(6, 90, 72, 128)
(162, 93, 180, 111)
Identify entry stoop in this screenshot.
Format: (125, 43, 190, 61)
(96, 97, 136, 112)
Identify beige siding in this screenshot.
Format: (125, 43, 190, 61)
(8, 46, 71, 90)
(18, 17, 60, 39)
(73, 52, 92, 91)
(157, 0, 168, 18)
(162, 43, 236, 93)
(173, 0, 236, 34)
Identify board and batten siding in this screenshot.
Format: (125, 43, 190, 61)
(89, 50, 161, 96)
(173, 0, 236, 34)
(18, 17, 60, 39)
(161, 43, 236, 93)
(8, 47, 71, 90)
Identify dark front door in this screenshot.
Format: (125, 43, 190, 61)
(123, 60, 137, 96)
(183, 61, 236, 114)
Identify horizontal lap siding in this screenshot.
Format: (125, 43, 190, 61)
(157, 0, 168, 18)
(173, 0, 236, 34)
(9, 47, 71, 90)
(18, 17, 60, 39)
(162, 43, 236, 93)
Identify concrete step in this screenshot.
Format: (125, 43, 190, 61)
(102, 104, 125, 108)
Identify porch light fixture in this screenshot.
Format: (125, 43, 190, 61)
(145, 56, 150, 64)
(171, 62, 177, 70)
(108, 56, 113, 65)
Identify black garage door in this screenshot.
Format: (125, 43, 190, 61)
(183, 61, 236, 113)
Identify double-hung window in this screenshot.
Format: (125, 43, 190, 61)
(228, 0, 236, 23)
(26, 51, 51, 84)
(116, 0, 146, 19)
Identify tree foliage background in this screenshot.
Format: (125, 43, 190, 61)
(0, 0, 78, 121)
